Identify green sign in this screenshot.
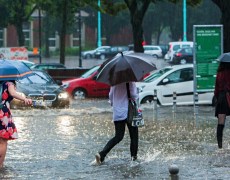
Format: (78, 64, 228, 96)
(193, 25, 223, 91)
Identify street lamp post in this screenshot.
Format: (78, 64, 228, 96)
(97, 0, 102, 47)
(78, 10, 82, 67)
(183, 0, 187, 41)
(38, 7, 42, 63)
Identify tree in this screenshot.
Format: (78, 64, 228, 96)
(212, 0, 230, 53)
(124, 0, 151, 52)
(37, 0, 82, 64)
(4, 0, 37, 46)
(37, 0, 98, 64)
(0, 1, 9, 29)
(101, 0, 202, 53)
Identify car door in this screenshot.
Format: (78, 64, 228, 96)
(157, 68, 194, 105)
(89, 72, 110, 97)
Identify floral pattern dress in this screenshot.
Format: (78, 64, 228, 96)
(0, 82, 18, 140)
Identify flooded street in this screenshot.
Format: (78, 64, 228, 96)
(0, 99, 230, 179)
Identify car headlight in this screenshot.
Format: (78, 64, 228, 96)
(62, 82, 69, 89)
(58, 92, 69, 99)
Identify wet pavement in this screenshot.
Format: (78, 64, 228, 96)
(1, 99, 230, 179)
(5, 57, 229, 179)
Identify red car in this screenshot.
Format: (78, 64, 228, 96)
(62, 65, 110, 99)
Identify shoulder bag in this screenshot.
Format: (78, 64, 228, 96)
(126, 83, 144, 127)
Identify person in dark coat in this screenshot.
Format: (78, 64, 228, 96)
(214, 62, 230, 149)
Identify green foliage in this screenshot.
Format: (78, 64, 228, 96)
(0, 0, 9, 27)
(100, 0, 127, 15)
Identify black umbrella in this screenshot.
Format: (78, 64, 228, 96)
(96, 52, 156, 86)
(217, 53, 230, 62)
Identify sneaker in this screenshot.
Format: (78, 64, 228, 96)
(95, 153, 104, 165)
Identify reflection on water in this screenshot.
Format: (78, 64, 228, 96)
(1, 99, 230, 179)
(56, 116, 76, 137)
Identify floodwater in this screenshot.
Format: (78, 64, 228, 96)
(1, 99, 230, 179)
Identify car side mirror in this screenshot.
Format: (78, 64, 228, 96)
(162, 78, 169, 84)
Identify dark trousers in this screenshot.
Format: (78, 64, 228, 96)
(99, 119, 138, 159)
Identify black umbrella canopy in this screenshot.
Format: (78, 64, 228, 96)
(217, 53, 230, 62)
(96, 52, 156, 86)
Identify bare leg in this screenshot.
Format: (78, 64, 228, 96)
(0, 138, 7, 167)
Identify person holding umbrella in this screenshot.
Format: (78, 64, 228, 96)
(95, 52, 156, 164)
(95, 81, 138, 165)
(0, 60, 33, 167)
(215, 53, 230, 149)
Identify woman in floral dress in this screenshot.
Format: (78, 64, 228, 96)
(0, 81, 32, 167)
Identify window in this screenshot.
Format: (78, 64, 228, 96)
(23, 22, 31, 47)
(167, 68, 193, 83)
(49, 31, 56, 47)
(144, 67, 172, 83)
(166, 70, 181, 83)
(0, 28, 3, 47)
(165, 68, 193, 84)
(173, 45, 180, 51)
(182, 44, 191, 49)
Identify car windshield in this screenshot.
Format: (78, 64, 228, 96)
(143, 67, 172, 82)
(18, 71, 54, 84)
(81, 66, 100, 78)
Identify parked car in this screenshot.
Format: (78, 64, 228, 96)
(137, 64, 214, 105)
(30, 63, 66, 70)
(95, 46, 129, 60)
(62, 65, 110, 99)
(165, 41, 193, 62)
(19, 60, 35, 68)
(143, 45, 163, 58)
(11, 70, 70, 109)
(81, 46, 111, 59)
(171, 47, 193, 64)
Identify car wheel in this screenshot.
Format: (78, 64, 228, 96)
(152, 54, 158, 58)
(100, 54, 106, 60)
(141, 96, 154, 104)
(73, 88, 87, 99)
(180, 59, 187, 64)
(85, 54, 91, 59)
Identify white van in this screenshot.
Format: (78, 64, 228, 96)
(165, 41, 193, 62)
(143, 45, 163, 58)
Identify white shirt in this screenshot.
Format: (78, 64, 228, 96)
(109, 82, 138, 121)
